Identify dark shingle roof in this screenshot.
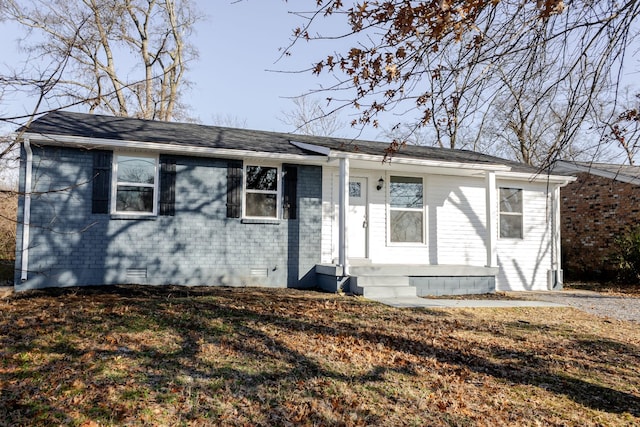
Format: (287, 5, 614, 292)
(574, 162, 640, 180)
(553, 161, 640, 184)
(23, 111, 536, 172)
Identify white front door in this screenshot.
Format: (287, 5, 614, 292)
(348, 177, 368, 259)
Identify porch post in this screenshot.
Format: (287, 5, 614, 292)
(338, 157, 350, 275)
(485, 171, 497, 267)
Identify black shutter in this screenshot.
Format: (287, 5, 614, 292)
(226, 160, 243, 218)
(283, 165, 298, 220)
(159, 156, 177, 216)
(92, 151, 112, 214)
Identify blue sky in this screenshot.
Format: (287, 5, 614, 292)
(194, 1, 379, 138)
(193, 1, 330, 131)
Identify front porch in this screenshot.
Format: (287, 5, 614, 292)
(315, 263, 499, 298)
(315, 155, 507, 297)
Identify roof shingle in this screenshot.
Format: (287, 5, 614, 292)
(23, 111, 536, 172)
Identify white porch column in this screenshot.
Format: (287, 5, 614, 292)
(485, 171, 497, 268)
(338, 157, 350, 275)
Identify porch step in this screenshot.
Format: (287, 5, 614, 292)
(316, 263, 500, 296)
(351, 275, 411, 287)
(350, 275, 417, 298)
(359, 285, 418, 298)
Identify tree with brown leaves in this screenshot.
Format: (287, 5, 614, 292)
(285, 0, 639, 167)
(607, 94, 640, 165)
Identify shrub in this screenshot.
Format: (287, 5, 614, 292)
(611, 225, 640, 283)
(0, 191, 17, 282)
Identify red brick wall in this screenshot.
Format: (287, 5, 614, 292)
(561, 172, 640, 280)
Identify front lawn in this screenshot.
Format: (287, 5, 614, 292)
(1, 286, 638, 426)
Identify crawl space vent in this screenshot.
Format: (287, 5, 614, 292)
(250, 268, 268, 278)
(126, 268, 147, 279)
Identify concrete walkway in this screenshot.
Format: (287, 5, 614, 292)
(370, 295, 566, 308)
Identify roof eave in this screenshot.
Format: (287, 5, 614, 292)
(554, 160, 640, 185)
(333, 151, 512, 171)
(495, 170, 576, 185)
(291, 140, 515, 172)
(22, 132, 329, 164)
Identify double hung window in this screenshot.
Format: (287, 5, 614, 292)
(499, 188, 523, 239)
(389, 176, 424, 243)
(244, 165, 279, 218)
(112, 154, 158, 215)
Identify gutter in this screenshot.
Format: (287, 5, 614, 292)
(290, 140, 513, 172)
(494, 170, 576, 185)
(24, 132, 327, 165)
(20, 137, 32, 282)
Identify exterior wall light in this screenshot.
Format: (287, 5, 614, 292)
(377, 177, 385, 191)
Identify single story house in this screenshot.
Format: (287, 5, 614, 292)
(14, 111, 573, 296)
(553, 160, 640, 281)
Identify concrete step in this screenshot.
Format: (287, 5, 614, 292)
(349, 275, 418, 298)
(361, 285, 417, 298)
(348, 264, 499, 277)
(351, 275, 411, 287)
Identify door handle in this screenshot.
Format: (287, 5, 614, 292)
(363, 219, 367, 228)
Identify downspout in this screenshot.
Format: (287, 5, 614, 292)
(20, 136, 32, 282)
(550, 184, 562, 289)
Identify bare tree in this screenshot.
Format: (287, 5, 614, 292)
(210, 114, 248, 129)
(279, 95, 346, 137)
(2, 0, 199, 121)
(283, 1, 640, 166)
(0, 39, 76, 179)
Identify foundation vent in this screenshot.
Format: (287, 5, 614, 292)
(250, 268, 268, 277)
(126, 268, 148, 279)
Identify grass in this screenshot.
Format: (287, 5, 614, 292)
(0, 285, 639, 426)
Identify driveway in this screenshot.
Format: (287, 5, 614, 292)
(372, 289, 640, 323)
(515, 290, 640, 323)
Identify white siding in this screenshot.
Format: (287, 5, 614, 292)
(430, 175, 487, 266)
(495, 179, 552, 291)
(321, 168, 490, 266)
(319, 166, 556, 292)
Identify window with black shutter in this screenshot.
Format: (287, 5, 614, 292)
(112, 153, 158, 215)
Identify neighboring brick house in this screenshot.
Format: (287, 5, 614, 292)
(14, 111, 572, 295)
(554, 161, 640, 281)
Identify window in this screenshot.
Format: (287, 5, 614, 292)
(244, 165, 279, 218)
(389, 176, 424, 243)
(349, 181, 361, 198)
(112, 153, 158, 215)
(499, 188, 523, 239)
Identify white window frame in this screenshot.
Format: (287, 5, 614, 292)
(387, 174, 426, 246)
(111, 152, 159, 216)
(242, 163, 281, 219)
(499, 187, 524, 239)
